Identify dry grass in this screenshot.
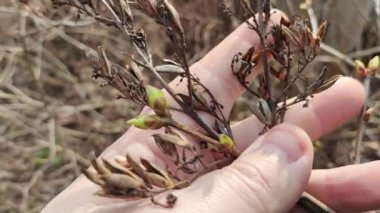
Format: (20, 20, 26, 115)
(0, 0, 379, 212)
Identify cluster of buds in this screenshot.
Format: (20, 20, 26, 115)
(355, 56, 380, 80)
(127, 84, 171, 129)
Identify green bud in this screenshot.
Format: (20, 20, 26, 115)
(146, 85, 170, 116)
(368, 56, 379, 70)
(219, 134, 235, 150)
(127, 115, 165, 129)
(355, 60, 365, 73)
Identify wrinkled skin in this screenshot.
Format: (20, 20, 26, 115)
(43, 10, 380, 213)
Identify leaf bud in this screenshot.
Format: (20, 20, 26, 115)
(146, 85, 170, 116)
(219, 134, 235, 150)
(127, 115, 165, 129)
(367, 55, 379, 75)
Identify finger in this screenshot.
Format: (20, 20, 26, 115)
(231, 77, 365, 150)
(307, 161, 380, 212)
(169, 10, 286, 115)
(171, 124, 314, 213)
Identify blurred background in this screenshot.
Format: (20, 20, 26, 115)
(0, 0, 379, 212)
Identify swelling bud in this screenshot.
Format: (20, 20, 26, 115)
(127, 115, 165, 129)
(146, 85, 170, 117)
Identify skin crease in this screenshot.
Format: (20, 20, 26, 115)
(42, 10, 380, 213)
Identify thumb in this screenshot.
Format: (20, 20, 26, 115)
(180, 124, 313, 213)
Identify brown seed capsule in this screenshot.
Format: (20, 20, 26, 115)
(140, 158, 174, 187)
(136, 0, 157, 17)
(152, 133, 191, 149)
(317, 21, 327, 39)
(126, 155, 152, 188)
(97, 46, 111, 76)
(101, 159, 144, 186)
(258, 98, 272, 124)
(153, 134, 179, 164)
(313, 75, 342, 94)
(91, 159, 111, 175)
(101, 173, 142, 190)
(83, 170, 105, 186)
(163, 0, 184, 36)
(155, 64, 185, 74)
(146, 172, 173, 188)
(119, 0, 133, 23)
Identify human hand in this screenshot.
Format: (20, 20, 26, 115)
(42, 10, 380, 213)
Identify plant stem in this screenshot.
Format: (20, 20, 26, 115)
(297, 192, 335, 213)
(257, 1, 275, 124)
(353, 76, 371, 164)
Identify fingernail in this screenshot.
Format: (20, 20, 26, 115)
(246, 126, 308, 163)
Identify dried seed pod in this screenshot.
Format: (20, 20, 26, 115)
(305, 27, 314, 45)
(311, 36, 321, 51)
(177, 93, 209, 112)
(231, 54, 244, 74)
(83, 170, 105, 186)
(146, 172, 173, 188)
(152, 133, 191, 149)
(257, 98, 272, 124)
(155, 64, 185, 74)
(317, 21, 327, 39)
(153, 134, 179, 164)
(146, 85, 170, 117)
(101, 159, 144, 186)
(136, 0, 157, 17)
(163, 0, 184, 37)
(240, 0, 254, 15)
(119, 0, 133, 23)
(242, 47, 255, 63)
(140, 158, 174, 187)
(249, 104, 270, 126)
(91, 159, 111, 175)
(112, 64, 140, 84)
(126, 155, 152, 188)
(281, 25, 301, 47)
(312, 75, 342, 94)
(101, 173, 142, 190)
(127, 115, 165, 129)
(130, 59, 144, 82)
(192, 87, 209, 109)
(97, 46, 111, 76)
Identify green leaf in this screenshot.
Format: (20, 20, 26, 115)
(36, 147, 50, 159)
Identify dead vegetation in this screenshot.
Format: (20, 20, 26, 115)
(0, 0, 379, 212)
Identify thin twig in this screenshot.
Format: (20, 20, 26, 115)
(353, 76, 371, 164)
(297, 192, 335, 213)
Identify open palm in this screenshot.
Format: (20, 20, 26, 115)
(43, 11, 380, 213)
